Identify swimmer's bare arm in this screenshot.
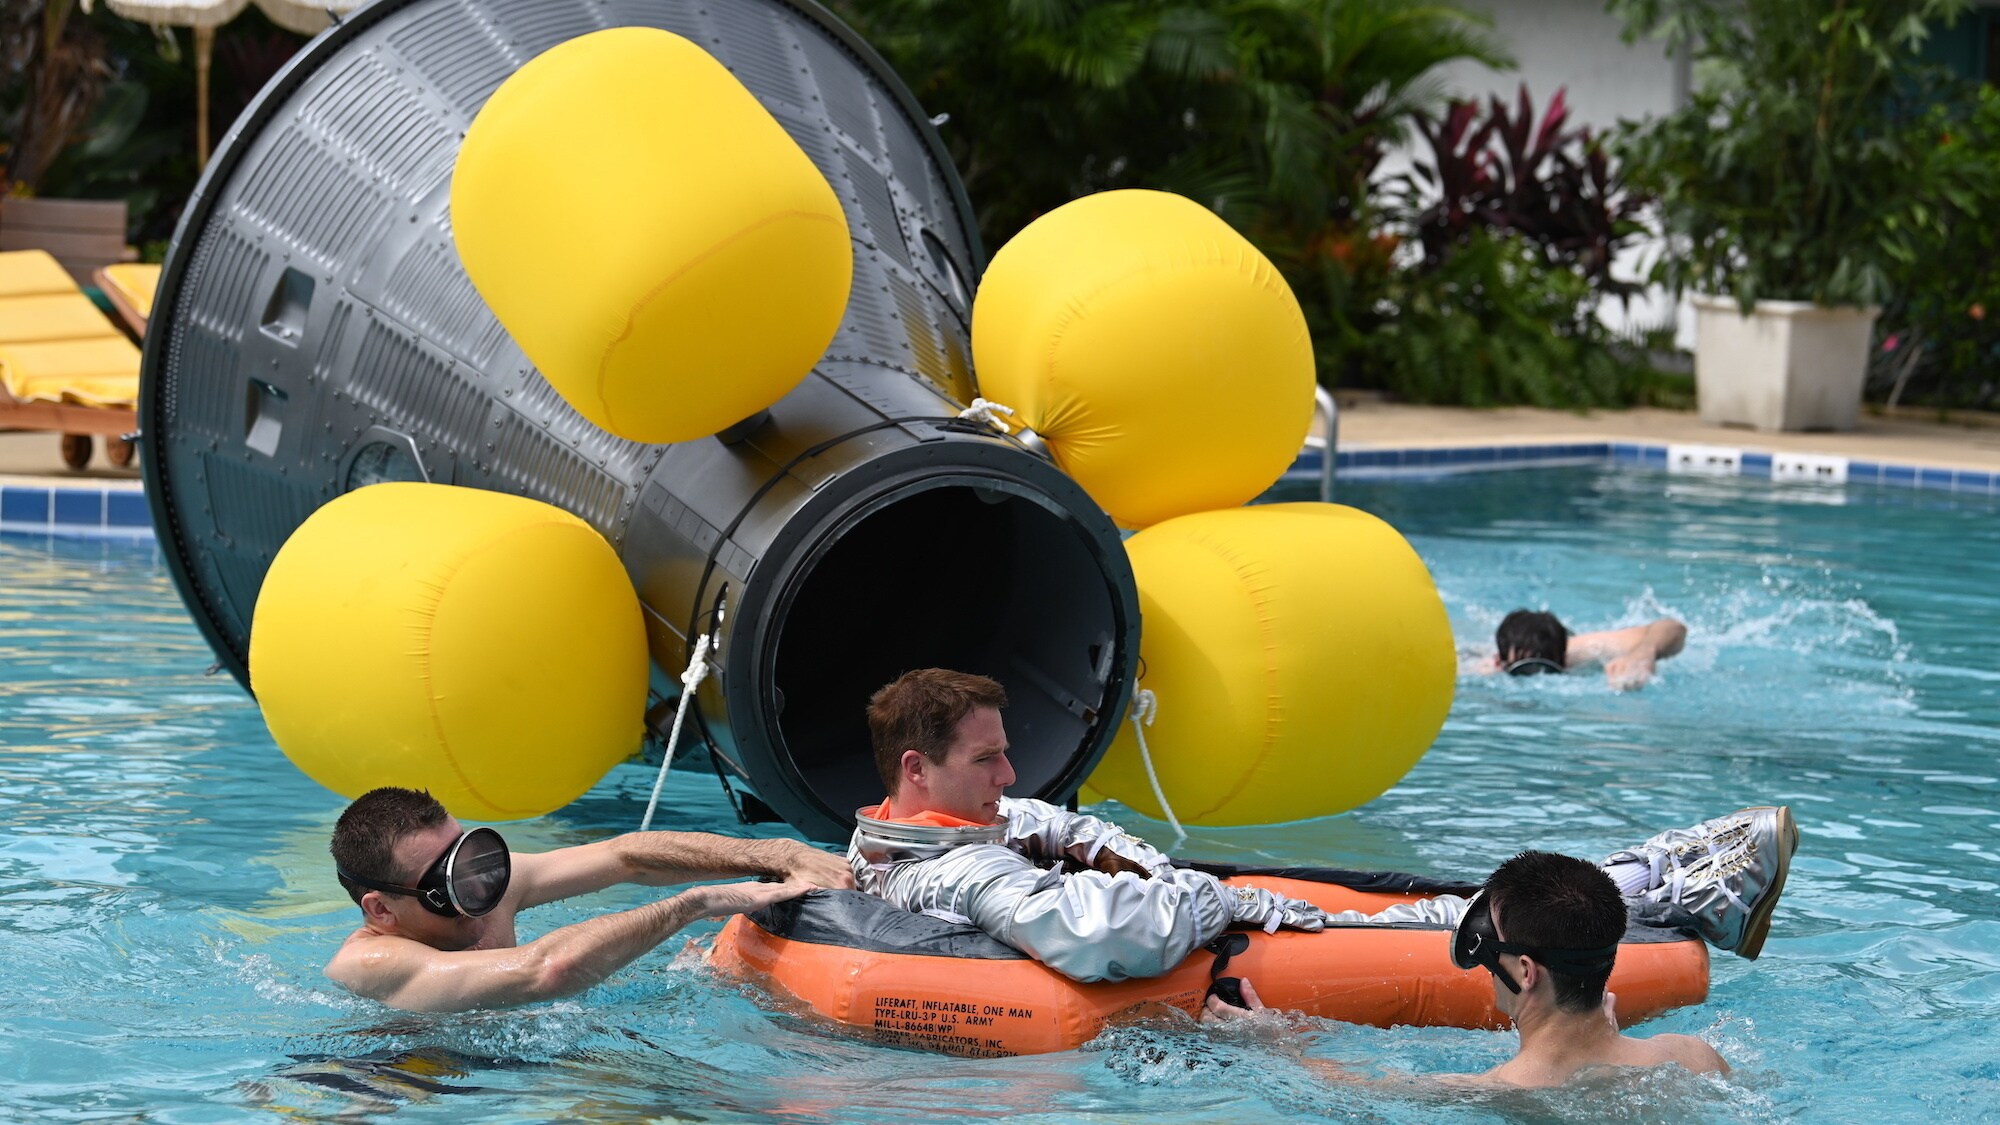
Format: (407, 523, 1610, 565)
(1568, 618, 1686, 687)
(1462, 648, 1505, 676)
(511, 832, 853, 909)
(1203, 982, 1403, 1087)
(324, 879, 813, 1012)
(1205, 989, 1522, 1089)
(1644, 1032, 1731, 1077)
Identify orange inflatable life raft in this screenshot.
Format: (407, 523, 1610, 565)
(710, 867, 1710, 1058)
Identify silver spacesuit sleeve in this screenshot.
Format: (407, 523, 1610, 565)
(847, 830, 875, 895)
(997, 797, 1175, 874)
(863, 840, 1236, 981)
(994, 867, 1240, 981)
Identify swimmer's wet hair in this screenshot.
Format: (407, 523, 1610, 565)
(1496, 610, 1569, 674)
(330, 786, 450, 906)
(1484, 850, 1625, 1013)
(868, 669, 1007, 794)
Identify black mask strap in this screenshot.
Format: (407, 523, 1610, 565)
(1466, 934, 1618, 993)
(336, 866, 455, 916)
(1204, 931, 1252, 1009)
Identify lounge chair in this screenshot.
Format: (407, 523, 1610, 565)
(95, 262, 160, 341)
(0, 249, 140, 470)
(0, 198, 135, 287)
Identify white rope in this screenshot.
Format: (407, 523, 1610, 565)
(1128, 688, 1186, 848)
(640, 633, 712, 832)
(957, 397, 1015, 434)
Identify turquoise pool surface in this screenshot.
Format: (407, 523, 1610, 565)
(2, 467, 1996, 1122)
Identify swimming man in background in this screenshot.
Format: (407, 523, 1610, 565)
(1483, 609, 1687, 689)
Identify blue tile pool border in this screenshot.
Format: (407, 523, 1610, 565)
(1286, 441, 2000, 496)
(0, 481, 153, 541)
(8, 438, 1998, 545)
(1294, 442, 1612, 477)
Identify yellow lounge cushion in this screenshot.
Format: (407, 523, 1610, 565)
(0, 249, 79, 298)
(0, 293, 129, 345)
(0, 336, 142, 407)
(98, 262, 160, 319)
(0, 249, 142, 408)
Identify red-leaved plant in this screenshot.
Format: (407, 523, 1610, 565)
(1402, 85, 1647, 299)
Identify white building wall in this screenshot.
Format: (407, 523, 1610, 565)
(1437, 0, 1686, 131)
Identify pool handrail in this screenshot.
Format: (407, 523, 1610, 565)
(1304, 385, 1337, 503)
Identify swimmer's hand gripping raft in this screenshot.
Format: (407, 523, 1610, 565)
(1088, 503, 1455, 825)
(971, 190, 1315, 528)
(248, 483, 649, 821)
(451, 27, 853, 443)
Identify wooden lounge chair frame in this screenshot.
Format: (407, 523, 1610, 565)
(0, 386, 138, 467)
(0, 237, 142, 470)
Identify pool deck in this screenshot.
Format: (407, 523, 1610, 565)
(0, 434, 144, 485)
(1324, 400, 2000, 473)
(6, 399, 2000, 536)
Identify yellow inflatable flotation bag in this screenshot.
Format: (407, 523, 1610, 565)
(453, 27, 853, 444)
(1088, 503, 1455, 825)
(249, 483, 648, 820)
(971, 190, 1314, 528)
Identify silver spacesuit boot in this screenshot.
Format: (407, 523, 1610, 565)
(1601, 805, 1797, 959)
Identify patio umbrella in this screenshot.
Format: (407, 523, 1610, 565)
(89, 0, 363, 167)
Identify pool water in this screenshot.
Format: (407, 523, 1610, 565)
(3, 466, 1997, 1122)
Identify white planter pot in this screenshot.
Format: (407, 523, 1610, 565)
(1691, 295, 1881, 432)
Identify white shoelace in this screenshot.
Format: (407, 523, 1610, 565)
(1643, 826, 1749, 913)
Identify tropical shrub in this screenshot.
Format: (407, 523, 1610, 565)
(1368, 227, 1660, 407)
(839, 0, 1513, 382)
(1611, 0, 1972, 309)
(1404, 86, 1645, 299)
(1, 0, 109, 196)
(846, 1, 1672, 407)
(2, 1, 305, 245)
(1352, 86, 1660, 408)
(1870, 85, 2000, 411)
(840, 0, 1508, 238)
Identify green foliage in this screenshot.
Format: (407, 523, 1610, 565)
(1, 3, 305, 242)
(1342, 88, 1662, 409)
(840, 0, 1264, 239)
(1612, 0, 1972, 308)
(1366, 228, 1663, 408)
(1870, 85, 2000, 410)
(1404, 87, 1647, 297)
(837, 0, 1509, 257)
(844, 0, 1667, 408)
(1243, 0, 1516, 389)
(36, 78, 182, 236)
(1, 0, 108, 195)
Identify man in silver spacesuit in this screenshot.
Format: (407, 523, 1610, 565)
(847, 669, 1794, 984)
